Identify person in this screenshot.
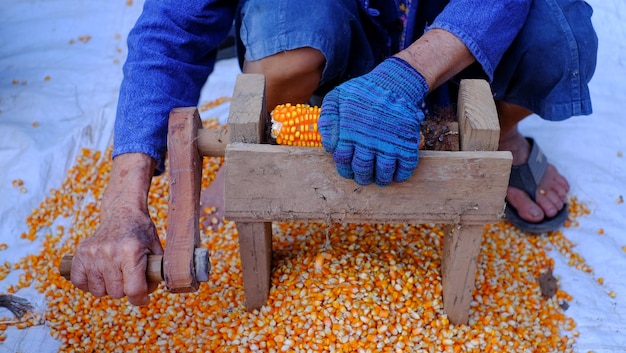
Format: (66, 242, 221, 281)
(71, 0, 597, 305)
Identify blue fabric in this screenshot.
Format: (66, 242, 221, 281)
(319, 57, 428, 186)
(237, 0, 373, 88)
(114, 0, 237, 174)
(491, 0, 597, 120)
(427, 0, 532, 81)
(112, 0, 597, 174)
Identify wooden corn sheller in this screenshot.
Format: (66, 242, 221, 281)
(189, 75, 509, 325)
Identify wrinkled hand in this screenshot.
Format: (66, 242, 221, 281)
(319, 56, 429, 186)
(71, 206, 163, 306)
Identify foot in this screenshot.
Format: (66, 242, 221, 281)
(200, 166, 226, 231)
(499, 131, 569, 223)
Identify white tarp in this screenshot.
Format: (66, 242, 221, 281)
(1, 1, 624, 352)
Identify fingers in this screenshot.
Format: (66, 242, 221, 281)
(69, 256, 91, 294)
(332, 142, 355, 180)
(334, 144, 420, 186)
(70, 211, 164, 306)
(87, 274, 107, 297)
(322, 82, 422, 186)
(122, 232, 164, 305)
(375, 154, 396, 187)
(72, 245, 152, 304)
(352, 146, 375, 186)
(102, 265, 125, 299)
(71, 245, 109, 297)
(394, 154, 418, 183)
(123, 255, 151, 306)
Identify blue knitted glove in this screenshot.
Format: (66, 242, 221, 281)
(319, 56, 429, 186)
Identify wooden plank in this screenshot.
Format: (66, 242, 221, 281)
(226, 73, 272, 310)
(164, 107, 202, 292)
(457, 79, 500, 152)
(196, 74, 266, 158)
(197, 128, 230, 157)
(442, 224, 485, 325)
(227, 74, 267, 144)
(237, 222, 273, 310)
(224, 144, 512, 224)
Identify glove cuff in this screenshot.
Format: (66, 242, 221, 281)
(369, 56, 430, 108)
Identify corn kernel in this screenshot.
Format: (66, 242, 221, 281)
(271, 104, 322, 147)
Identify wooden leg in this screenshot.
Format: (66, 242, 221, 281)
(441, 223, 485, 325)
(237, 221, 273, 310)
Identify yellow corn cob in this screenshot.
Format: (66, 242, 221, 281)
(271, 103, 322, 147)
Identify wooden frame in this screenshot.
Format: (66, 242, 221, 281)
(172, 74, 512, 324)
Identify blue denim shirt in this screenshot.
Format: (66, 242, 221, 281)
(426, 0, 531, 80)
(114, 0, 530, 173)
(114, 0, 237, 173)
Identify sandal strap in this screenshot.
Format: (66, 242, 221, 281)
(508, 138, 547, 201)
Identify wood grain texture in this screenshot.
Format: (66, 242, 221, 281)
(225, 74, 272, 310)
(227, 74, 267, 144)
(457, 79, 500, 152)
(442, 224, 485, 324)
(237, 222, 273, 310)
(197, 128, 230, 157)
(60, 255, 164, 283)
(224, 144, 511, 224)
(164, 107, 202, 292)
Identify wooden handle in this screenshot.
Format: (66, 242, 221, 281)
(59, 248, 210, 284)
(60, 255, 164, 282)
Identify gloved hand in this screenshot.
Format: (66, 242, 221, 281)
(319, 56, 429, 186)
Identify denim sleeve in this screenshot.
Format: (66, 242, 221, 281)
(427, 0, 531, 81)
(113, 0, 237, 174)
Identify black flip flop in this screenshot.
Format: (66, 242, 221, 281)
(504, 138, 568, 234)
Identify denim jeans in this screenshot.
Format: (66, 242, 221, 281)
(236, 0, 377, 92)
(236, 0, 597, 120)
(491, 0, 598, 120)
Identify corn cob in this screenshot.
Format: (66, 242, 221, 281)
(271, 103, 322, 147)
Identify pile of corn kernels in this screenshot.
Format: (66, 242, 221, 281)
(0, 109, 594, 352)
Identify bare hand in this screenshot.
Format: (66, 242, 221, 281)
(71, 206, 163, 306)
(70, 152, 161, 306)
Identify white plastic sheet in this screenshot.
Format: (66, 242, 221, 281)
(0, 1, 624, 351)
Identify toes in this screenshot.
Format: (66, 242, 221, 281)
(535, 164, 569, 217)
(547, 164, 570, 201)
(535, 193, 560, 218)
(507, 186, 545, 222)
